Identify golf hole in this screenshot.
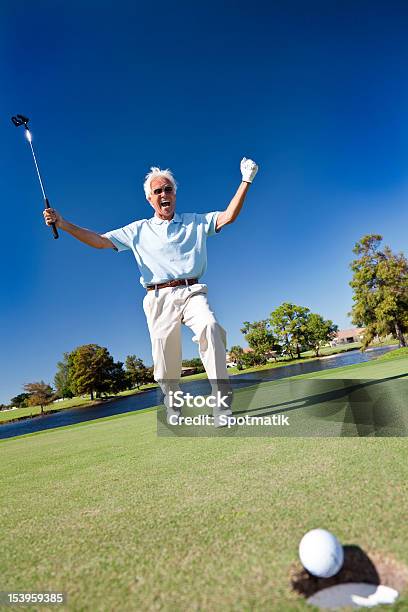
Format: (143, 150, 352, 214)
(290, 546, 408, 608)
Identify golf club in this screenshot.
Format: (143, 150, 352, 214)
(11, 114, 59, 239)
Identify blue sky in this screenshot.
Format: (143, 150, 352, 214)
(1, 0, 408, 403)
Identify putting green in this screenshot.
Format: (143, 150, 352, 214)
(1, 357, 407, 611)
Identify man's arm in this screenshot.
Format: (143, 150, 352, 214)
(216, 182, 251, 230)
(43, 208, 115, 249)
(216, 158, 258, 231)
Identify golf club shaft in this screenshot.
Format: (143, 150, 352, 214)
(28, 138, 59, 239)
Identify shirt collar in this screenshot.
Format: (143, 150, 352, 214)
(151, 213, 181, 225)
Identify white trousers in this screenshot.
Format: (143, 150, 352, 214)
(143, 283, 231, 413)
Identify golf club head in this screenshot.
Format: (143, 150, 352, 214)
(11, 114, 30, 128)
(11, 113, 59, 240)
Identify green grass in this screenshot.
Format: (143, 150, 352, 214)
(377, 347, 408, 361)
(1, 355, 407, 610)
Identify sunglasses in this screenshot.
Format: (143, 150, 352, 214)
(152, 185, 174, 196)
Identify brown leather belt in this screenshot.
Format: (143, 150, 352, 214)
(146, 278, 198, 292)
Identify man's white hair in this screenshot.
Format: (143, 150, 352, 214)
(143, 167, 178, 201)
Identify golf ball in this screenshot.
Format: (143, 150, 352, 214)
(299, 529, 344, 578)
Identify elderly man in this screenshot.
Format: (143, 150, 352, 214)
(43, 157, 258, 425)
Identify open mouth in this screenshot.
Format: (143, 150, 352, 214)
(160, 200, 171, 208)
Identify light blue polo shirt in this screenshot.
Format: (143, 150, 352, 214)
(103, 211, 220, 287)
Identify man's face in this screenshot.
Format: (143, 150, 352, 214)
(148, 176, 176, 220)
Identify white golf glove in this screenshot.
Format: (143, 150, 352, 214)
(240, 157, 258, 183)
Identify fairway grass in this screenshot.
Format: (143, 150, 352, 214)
(1, 358, 407, 610)
(377, 347, 408, 361)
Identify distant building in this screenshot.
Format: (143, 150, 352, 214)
(226, 347, 253, 364)
(181, 367, 196, 376)
(331, 328, 365, 346)
(226, 353, 237, 367)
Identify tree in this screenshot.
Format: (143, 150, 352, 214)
(270, 303, 310, 359)
(10, 392, 31, 408)
(241, 350, 261, 368)
(350, 235, 408, 349)
(240, 320, 280, 364)
(125, 355, 149, 389)
(228, 345, 245, 370)
(54, 352, 74, 398)
(23, 381, 54, 415)
(108, 360, 128, 394)
(306, 313, 338, 357)
(70, 344, 118, 399)
(143, 366, 155, 384)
